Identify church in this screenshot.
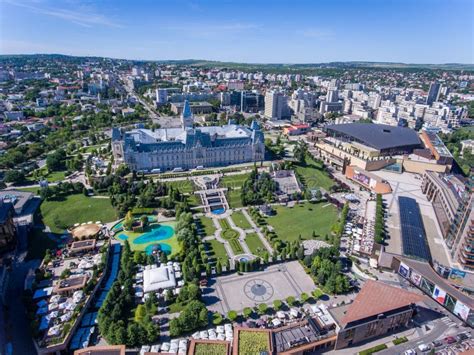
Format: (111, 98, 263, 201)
(112, 100, 265, 172)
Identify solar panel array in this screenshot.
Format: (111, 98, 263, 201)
(398, 196, 432, 262)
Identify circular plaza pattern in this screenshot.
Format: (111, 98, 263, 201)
(243, 279, 274, 302)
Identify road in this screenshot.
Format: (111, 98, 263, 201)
(120, 77, 159, 119)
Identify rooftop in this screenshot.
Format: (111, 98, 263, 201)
(325, 123, 421, 151)
(331, 280, 425, 327)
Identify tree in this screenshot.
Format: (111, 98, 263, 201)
(227, 310, 238, 321)
(134, 304, 146, 323)
(300, 292, 309, 303)
(216, 260, 222, 274)
(212, 312, 223, 325)
(293, 140, 308, 164)
(4, 170, 25, 184)
(286, 296, 296, 306)
(273, 300, 283, 310)
(257, 303, 268, 315)
(243, 307, 253, 318)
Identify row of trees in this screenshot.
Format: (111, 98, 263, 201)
(241, 168, 276, 206)
(374, 194, 385, 244)
(97, 241, 160, 346)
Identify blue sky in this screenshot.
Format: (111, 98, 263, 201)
(1, 0, 473, 64)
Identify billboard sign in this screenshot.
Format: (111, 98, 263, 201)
(399, 262, 409, 278)
(409, 270, 422, 286)
(453, 301, 470, 322)
(432, 286, 447, 305)
(449, 268, 466, 284)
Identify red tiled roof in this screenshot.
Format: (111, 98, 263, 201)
(341, 280, 425, 325)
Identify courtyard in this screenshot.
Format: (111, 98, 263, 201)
(203, 261, 317, 314)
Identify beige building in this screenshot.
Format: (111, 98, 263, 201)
(329, 280, 425, 350)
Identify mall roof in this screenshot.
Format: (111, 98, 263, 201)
(325, 123, 421, 151)
(337, 280, 425, 326)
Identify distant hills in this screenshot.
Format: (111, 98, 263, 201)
(0, 54, 473, 71)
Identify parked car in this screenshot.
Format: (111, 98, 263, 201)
(444, 336, 457, 344)
(418, 344, 431, 352)
(403, 349, 416, 355)
(432, 340, 443, 348)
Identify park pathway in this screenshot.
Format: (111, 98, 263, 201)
(226, 216, 252, 255)
(241, 209, 273, 254)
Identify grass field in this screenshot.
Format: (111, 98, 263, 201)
(219, 173, 249, 189)
(295, 156, 334, 191)
(266, 202, 338, 242)
(219, 218, 239, 240)
(40, 194, 117, 233)
(229, 239, 244, 254)
(26, 228, 58, 260)
(29, 167, 67, 183)
(15, 186, 41, 194)
(245, 233, 267, 257)
(226, 190, 243, 208)
(231, 210, 252, 229)
(206, 239, 229, 264)
(197, 216, 217, 236)
(164, 180, 195, 193)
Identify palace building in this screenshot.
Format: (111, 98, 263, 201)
(112, 100, 265, 172)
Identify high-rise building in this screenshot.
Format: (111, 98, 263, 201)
(426, 81, 441, 105)
(264, 91, 289, 120)
(326, 89, 339, 103)
(156, 88, 168, 105)
(240, 91, 264, 113)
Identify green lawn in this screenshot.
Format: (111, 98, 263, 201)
(206, 239, 229, 264)
(25, 228, 58, 260)
(196, 216, 217, 236)
(29, 167, 67, 183)
(294, 156, 334, 191)
(115, 221, 181, 257)
(15, 186, 41, 194)
(231, 210, 252, 229)
(40, 194, 117, 233)
(266, 202, 338, 242)
(164, 180, 195, 193)
(219, 218, 239, 240)
(226, 190, 243, 208)
(245, 233, 267, 257)
(229, 239, 244, 254)
(219, 173, 249, 189)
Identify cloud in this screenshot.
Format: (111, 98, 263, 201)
(298, 28, 334, 39)
(3, 0, 123, 28)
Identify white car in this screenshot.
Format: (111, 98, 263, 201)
(418, 344, 431, 352)
(403, 350, 416, 355)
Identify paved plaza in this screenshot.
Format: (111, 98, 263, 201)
(203, 261, 316, 314)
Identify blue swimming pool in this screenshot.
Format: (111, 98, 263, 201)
(145, 243, 172, 255)
(133, 225, 174, 244)
(211, 207, 226, 215)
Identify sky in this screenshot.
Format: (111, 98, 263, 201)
(0, 0, 473, 64)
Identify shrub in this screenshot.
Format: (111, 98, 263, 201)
(393, 337, 408, 345)
(359, 344, 388, 355)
